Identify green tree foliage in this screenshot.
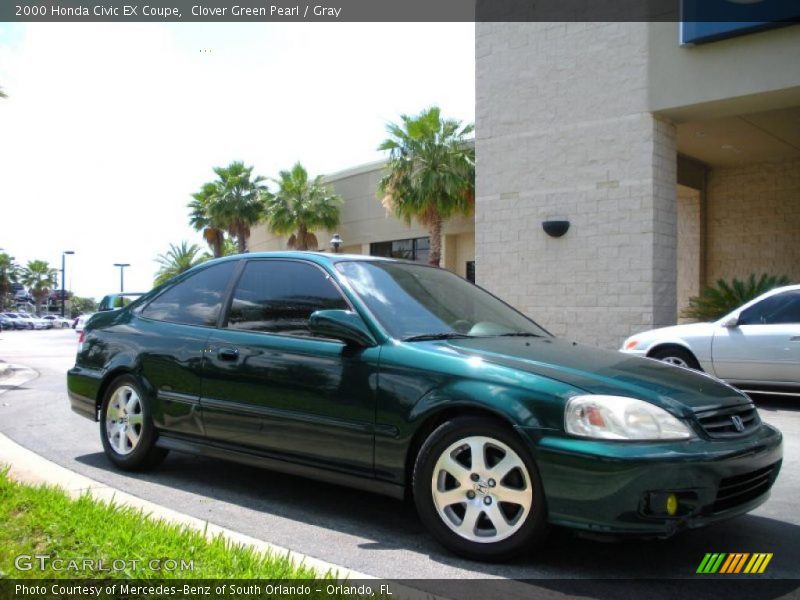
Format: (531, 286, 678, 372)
(378, 106, 475, 267)
(154, 241, 210, 287)
(21, 260, 57, 313)
(69, 296, 97, 318)
(0, 253, 19, 311)
(188, 182, 226, 258)
(263, 162, 342, 251)
(207, 162, 269, 254)
(189, 162, 268, 256)
(682, 274, 792, 322)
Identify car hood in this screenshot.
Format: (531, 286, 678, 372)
(441, 336, 747, 414)
(626, 321, 717, 344)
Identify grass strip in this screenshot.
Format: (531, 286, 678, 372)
(0, 467, 320, 579)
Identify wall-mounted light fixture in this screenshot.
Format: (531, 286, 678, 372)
(330, 233, 343, 253)
(542, 219, 570, 238)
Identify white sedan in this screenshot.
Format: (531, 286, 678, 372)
(622, 284, 800, 397)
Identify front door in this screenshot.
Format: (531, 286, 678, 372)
(712, 290, 800, 385)
(200, 259, 379, 477)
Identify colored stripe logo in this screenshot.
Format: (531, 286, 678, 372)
(697, 553, 773, 574)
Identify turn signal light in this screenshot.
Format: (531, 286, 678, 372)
(625, 339, 639, 350)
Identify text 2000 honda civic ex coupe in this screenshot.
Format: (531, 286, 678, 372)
(68, 253, 782, 560)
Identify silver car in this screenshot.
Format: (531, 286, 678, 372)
(622, 285, 800, 397)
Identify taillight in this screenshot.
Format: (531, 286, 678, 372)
(78, 331, 86, 345)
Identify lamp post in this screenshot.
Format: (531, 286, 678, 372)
(330, 233, 343, 253)
(61, 251, 74, 317)
(113, 263, 130, 293)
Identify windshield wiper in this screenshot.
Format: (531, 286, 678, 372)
(402, 332, 474, 342)
(495, 332, 542, 337)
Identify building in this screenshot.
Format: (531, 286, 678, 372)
(252, 18, 799, 349)
(248, 160, 476, 281)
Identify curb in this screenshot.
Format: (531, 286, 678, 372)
(0, 432, 376, 582)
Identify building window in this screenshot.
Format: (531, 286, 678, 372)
(466, 261, 475, 283)
(370, 237, 430, 263)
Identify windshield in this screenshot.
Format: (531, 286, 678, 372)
(336, 261, 549, 340)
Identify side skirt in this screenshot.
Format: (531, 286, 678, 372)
(156, 433, 406, 501)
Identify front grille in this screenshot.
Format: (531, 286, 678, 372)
(713, 462, 779, 513)
(695, 403, 760, 438)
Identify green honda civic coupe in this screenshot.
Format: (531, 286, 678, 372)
(67, 252, 782, 560)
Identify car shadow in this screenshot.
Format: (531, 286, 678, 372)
(74, 450, 800, 583)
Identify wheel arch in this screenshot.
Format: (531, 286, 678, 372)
(404, 403, 530, 496)
(95, 366, 141, 412)
(646, 342, 704, 371)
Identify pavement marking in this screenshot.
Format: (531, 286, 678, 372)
(0, 432, 378, 581)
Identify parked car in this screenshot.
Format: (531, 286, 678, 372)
(0, 314, 15, 331)
(74, 313, 95, 333)
(1, 312, 28, 330)
(97, 292, 144, 312)
(17, 313, 47, 330)
(68, 253, 782, 560)
(622, 284, 800, 397)
(42, 314, 72, 329)
(49, 290, 70, 303)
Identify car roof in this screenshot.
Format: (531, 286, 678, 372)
(196, 251, 410, 269)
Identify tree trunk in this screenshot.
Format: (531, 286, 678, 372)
(297, 225, 308, 251)
(237, 223, 247, 254)
(205, 228, 223, 258)
(428, 215, 443, 267)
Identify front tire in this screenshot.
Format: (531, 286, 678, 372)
(100, 375, 168, 471)
(650, 346, 701, 370)
(413, 417, 547, 561)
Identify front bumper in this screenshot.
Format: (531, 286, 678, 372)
(525, 424, 783, 536)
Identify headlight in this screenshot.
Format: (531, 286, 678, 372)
(565, 395, 694, 440)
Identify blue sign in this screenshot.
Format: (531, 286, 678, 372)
(680, 0, 800, 45)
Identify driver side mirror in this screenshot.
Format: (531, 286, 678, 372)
(309, 309, 376, 347)
(721, 314, 739, 328)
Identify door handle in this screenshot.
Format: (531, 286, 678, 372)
(217, 347, 239, 361)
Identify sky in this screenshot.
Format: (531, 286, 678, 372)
(0, 22, 475, 300)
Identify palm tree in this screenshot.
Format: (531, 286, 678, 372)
(188, 183, 226, 258)
(21, 260, 57, 312)
(378, 106, 475, 267)
(154, 241, 210, 286)
(0, 253, 19, 311)
(263, 162, 342, 251)
(206, 161, 269, 254)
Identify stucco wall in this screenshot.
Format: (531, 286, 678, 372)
(476, 22, 677, 349)
(706, 158, 800, 284)
(648, 23, 800, 121)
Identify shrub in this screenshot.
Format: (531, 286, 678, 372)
(682, 274, 791, 322)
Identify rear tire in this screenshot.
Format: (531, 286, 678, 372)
(413, 416, 548, 561)
(100, 375, 168, 471)
(650, 346, 701, 371)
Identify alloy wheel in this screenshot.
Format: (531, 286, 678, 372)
(105, 385, 144, 455)
(661, 356, 689, 367)
(431, 435, 533, 543)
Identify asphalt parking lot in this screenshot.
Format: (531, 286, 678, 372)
(0, 329, 798, 597)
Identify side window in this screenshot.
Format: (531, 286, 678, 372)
(141, 262, 236, 326)
(739, 292, 800, 326)
(227, 261, 349, 335)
